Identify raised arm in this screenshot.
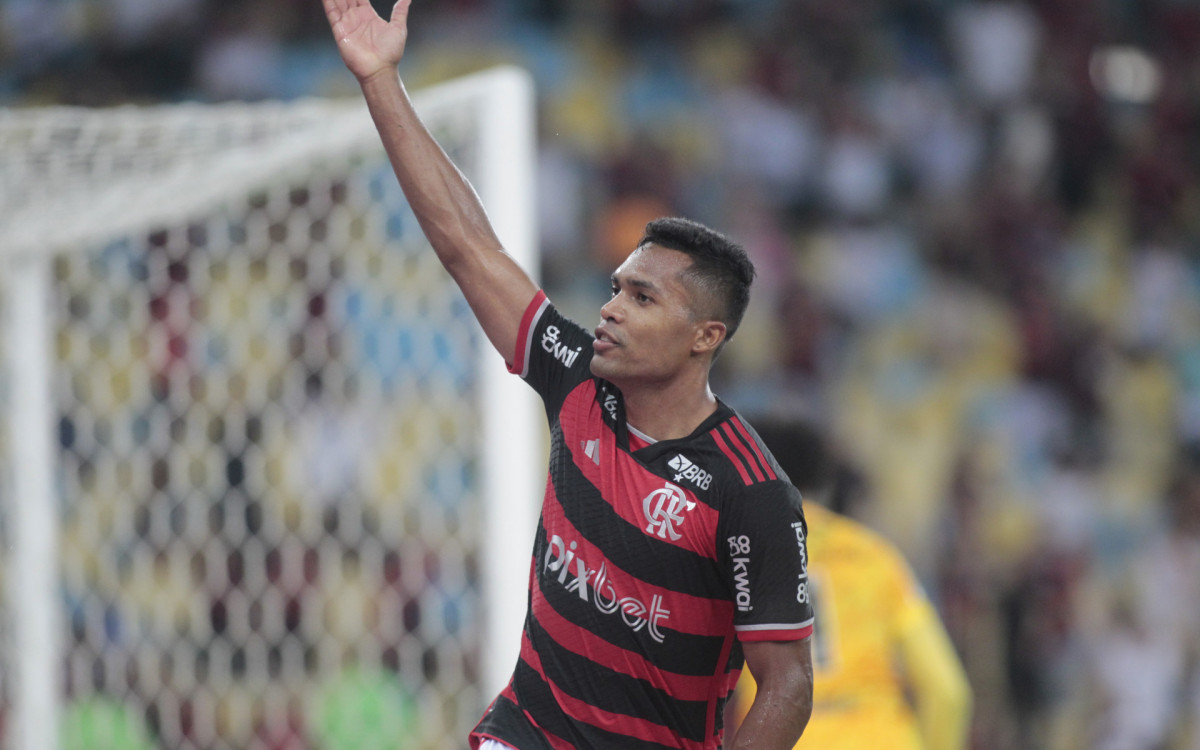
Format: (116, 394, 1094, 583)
(731, 638, 813, 749)
(321, 0, 539, 363)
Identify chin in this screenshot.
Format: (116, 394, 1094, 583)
(589, 357, 613, 379)
(589, 357, 628, 384)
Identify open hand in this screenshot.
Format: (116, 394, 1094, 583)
(322, 0, 411, 83)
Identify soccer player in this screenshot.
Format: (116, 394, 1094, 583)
(320, 0, 815, 747)
(732, 420, 972, 750)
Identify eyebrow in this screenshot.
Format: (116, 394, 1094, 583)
(610, 273, 659, 292)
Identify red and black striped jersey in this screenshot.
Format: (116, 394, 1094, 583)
(471, 292, 813, 750)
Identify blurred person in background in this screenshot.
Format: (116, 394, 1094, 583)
(1079, 448, 1200, 750)
(731, 418, 972, 750)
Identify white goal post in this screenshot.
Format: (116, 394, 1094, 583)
(0, 66, 540, 750)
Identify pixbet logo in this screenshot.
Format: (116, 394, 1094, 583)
(643, 482, 695, 541)
(668, 454, 713, 490)
(544, 534, 671, 642)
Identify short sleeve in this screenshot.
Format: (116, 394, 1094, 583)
(718, 482, 814, 641)
(507, 291, 596, 414)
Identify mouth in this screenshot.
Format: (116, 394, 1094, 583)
(593, 326, 619, 353)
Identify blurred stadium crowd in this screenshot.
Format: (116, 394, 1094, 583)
(4, 0, 1200, 748)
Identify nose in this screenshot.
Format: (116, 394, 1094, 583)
(599, 294, 622, 322)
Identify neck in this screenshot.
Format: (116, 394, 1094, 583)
(620, 375, 719, 442)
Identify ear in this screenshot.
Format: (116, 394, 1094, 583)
(692, 320, 727, 356)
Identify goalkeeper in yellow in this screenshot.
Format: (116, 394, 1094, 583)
(732, 420, 972, 750)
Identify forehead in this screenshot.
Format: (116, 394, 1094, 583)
(612, 244, 693, 287)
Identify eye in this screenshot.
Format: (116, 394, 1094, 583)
(636, 292, 651, 303)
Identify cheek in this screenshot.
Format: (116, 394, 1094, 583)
(628, 308, 696, 356)
(652, 320, 697, 358)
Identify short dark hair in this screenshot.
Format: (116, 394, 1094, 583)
(637, 217, 755, 346)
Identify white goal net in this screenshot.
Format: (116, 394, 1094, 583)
(0, 67, 540, 750)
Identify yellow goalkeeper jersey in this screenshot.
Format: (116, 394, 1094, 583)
(733, 503, 971, 750)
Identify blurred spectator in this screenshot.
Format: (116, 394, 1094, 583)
(1085, 587, 1184, 750)
(194, 1, 286, 101)
(1081, 456, 1200, 749)
(947, 0, 1043, 110)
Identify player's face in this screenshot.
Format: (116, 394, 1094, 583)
(591, 244, 706, 386)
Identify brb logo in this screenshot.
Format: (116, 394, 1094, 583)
(668, 454, 713, 490)
(643, 482, 696, 541)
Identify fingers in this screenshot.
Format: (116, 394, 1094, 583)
(390, 0, 413, 25)
(321, 0, 346, 27)
(322, 0, 360, 42)
(322, 0, 364, 26)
